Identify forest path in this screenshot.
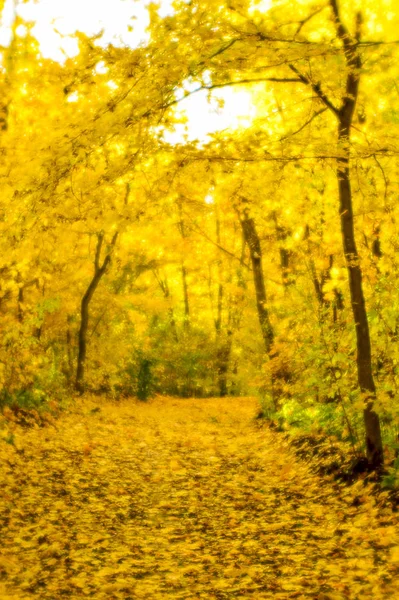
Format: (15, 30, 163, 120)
(1, 397, 398, 599)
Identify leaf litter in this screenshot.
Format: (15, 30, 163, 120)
(0, 397, 398, 599)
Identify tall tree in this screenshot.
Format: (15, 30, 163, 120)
(239, 200, 274, 354)
(287, 0, 383, 468)
(76, 231, 118, 393)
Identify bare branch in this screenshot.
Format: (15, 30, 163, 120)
(94, 232, 104, 273)
(355, 11, 362, 42)
(279, 108, 328, 141)
(204, 38, 240, 62)
(166, 76, 303, 110)
(329, 0, 351, 50)
(288, 63, 340, 116)
(110, 231, 118, 248)
(373, 155, 389, 208)
(358, 40, 399, 46)
(294, 6, 326, 37)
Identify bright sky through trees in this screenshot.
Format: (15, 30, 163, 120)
(0, 0, 259, 142)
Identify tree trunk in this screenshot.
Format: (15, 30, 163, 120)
(181, 264, 190, 330)
(336, 127, 383, 468)
(66, 315, 74, 382)
(217, 331, 233, 397)
(240, 209, 274, 354)
(273, 212, 293, 288)
(290, 0, 384, 468)
(177, 202, 190, 330)
(75, 231, 118, 393)
(17, 287, 24, 323)
(215, 214, 223, 334)
(330, 0, 383, 468)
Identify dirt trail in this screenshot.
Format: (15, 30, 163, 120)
(1, 397, 398, 599)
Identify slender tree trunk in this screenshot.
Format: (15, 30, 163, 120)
(289, 0, 383, 468)
(177, 202, 190, 330)
(332, 0, 382, 468)
(0, 0, 18, 132)
(329, 255, 344, 323)
(217, 331, 233, 397)
(75, 231, 118, 393)
(336, 128, 382, 468)
(304, 225, 328, 310)
(215, 214, 223, 334)
(17, 287, 24, 323)
(66, 315, 74, 382)
(273, 212, 293, 288)
(240, 208, 274, 354)
(181, 264, 190, 330)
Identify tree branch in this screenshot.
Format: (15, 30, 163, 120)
(294, 7, 326, 37)
(279, 108, 327, 141)
(329, 0, 351, 50)
(94, 233, 104, 273)
(185, 217, 250, 269)
(288, 63, 339, 116)
(167, 76, 303, 110)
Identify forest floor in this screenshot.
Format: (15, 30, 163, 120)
(0, 397, 399, 600)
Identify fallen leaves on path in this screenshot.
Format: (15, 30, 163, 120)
(0, 397, 398, 599)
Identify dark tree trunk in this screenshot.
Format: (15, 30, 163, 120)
(329, 255, 344, 323)
(273, 212, 293, 288)
(66, 315, 74, 382)
(181, 264, 190, 330)
(217, 331, 233, 397)
(75, 231, 118, 394)
(177, 202, 190, 330)
(371, 225, 382, 259)
(215, 215, 223, 334)
(304, 225, 328, 310)
(17, 287, 24, 323)
(336, 130, 383, 468)
(331, 0, 383, 468)
(290, 0, 383, 468)
(240, 208, 274, 354)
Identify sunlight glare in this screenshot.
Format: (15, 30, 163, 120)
(66, 91, 79, 103)
(0, 0, 257, 142)
(249, 0, 273, 14)
(164, 87, 256, 144)
(16, 0, 150, 61)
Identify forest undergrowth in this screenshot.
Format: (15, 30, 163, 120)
(1, 397, 398, 600)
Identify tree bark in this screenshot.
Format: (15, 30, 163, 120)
(331, 0, 383, 468)
(273, 212, 293, 288)
(177, 202, 190, 330)
(289, 0, 383, 468)
(217, 331, 233, 397)
(181, 264, 190, 330)
(75, 231, 118, 393)
(66, 315, 74, 382)
(336, 130, 382, 468)
(240, 207, 274, 354)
